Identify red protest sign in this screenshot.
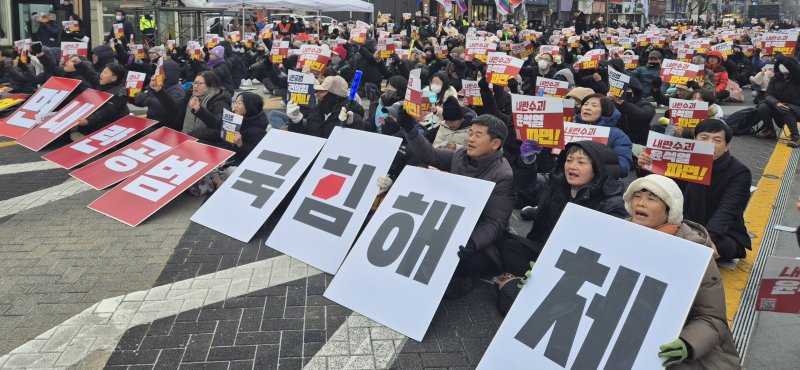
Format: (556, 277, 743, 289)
(350, 27, 367, 44)
(552, 121, 611, 154)
(88, 141, 233, 227)
(60, 42, 88, 62)
(537, 45, 561, 57)
(621, 54, 639, 70)
(379, 38, 398, 59)
(259, 24, 273, 39)
(669, 98, 708, 128)
(511, 41, 534, 59)
(660, 59, 702, 85)
(17, 89, 113, 151)
(462, 80, 483, 107)
(0, 77, 81, 139)
(511, 94, 564, 147)
(402, 68, 432, 120)
(270, 41, 290, 64)
(563, 98, 575, 122)
(126, 71, 146, 98)
(298, 44, 331, 74)
(485, 52, 523, 87)
(535, 77, 569, 98)
(756, 256, 800, 313)
(676, 48, 694, 63)
(113, 23, 124, 39)
(70, 127, 197, 190)
(42, 116, 158, 169)
(761, 31, 799, 55)
(643, 131, 714, 185)
(129, 44, 145, 60)
(465, 38, 496, 63)
(204, 34, 220, 48)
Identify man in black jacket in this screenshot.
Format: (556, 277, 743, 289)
(607, 75, 656, 146)
(70, 62, 130, 141)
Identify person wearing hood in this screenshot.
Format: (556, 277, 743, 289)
(285, 75, 366, 138)
(575, 94, 633, 175)
(393, 107, 515, 298)
(755, 52, 800, 147)
(433, 96, 478, 150)
(623, 174, 742, 369)
(203, 45, 234, 94)
(226, 92, 268, 166)
(705, 50, 730, 102)
(374, 75, 407, 132)
(631, 50, 665, 101)
(638, 120, 752, 261)
(325, 45, 354, 82)
(91, 44, 116, 73)
(153, 70, 232, 141)
(219, 40, 244, 91)
(134, 59, 184, 127)
(69, 62, 130, 141)
(606, 75, 656, 145)
(501, 141, 628, 276)
(0, 49, 37, 94)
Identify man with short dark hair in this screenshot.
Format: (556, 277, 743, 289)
(638, 119, 752, 261)
(105, 10, 134, 44)
(394, 107, 515, 297)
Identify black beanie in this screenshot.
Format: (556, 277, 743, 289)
(30, 42, 43, 55)
(239, 92, 263, 117)
(442, 96, 463, 121)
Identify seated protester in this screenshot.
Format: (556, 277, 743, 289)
(69, 63, 130, 141)
(755, 52, 800, 147)
(29, 42, 57, 85)
(420, 71, 459, 131)
(502, 141, 627, 276)
(91, 44, 117, 73)
(574, 94, 633, 176)
(750, 63, 773, 104)
(204, 45, 235, 94)
(623, 175, 742, 369)
(394, 108, 515, 298)
(153, 70, 232, 139)
(690, 54, 718, 96)
(474, 75, 516, 163)
(225, 92, 268, 166)
(637, 120, 752, 261)
(134, 58, 183, 128)
(521, 53, 557, 95)
(606, 76, 655, 146)
(705, 50, 731, 103)
(324, 45, 355, 83)
(432, 96, 477, 150)
(219, 41, 244, 91)
(729, 44, 754, 88)
(0, 50, 37, 94)
(631, 50, 664, 101)
(655, 88, 723, 139)
(374, 76, 407, 132)
(285, 75, 366, 138)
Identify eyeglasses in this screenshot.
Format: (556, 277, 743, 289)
(193, 81, 206, 85)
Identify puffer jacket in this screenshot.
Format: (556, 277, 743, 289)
(575, 108, 633, 176)
(228, 110, 268, 165)
(133, 59, 184, 125)
(154, 87, 232, 138)
(705, 50, 729, 94)
(290, 95, 366, 138)
(78, 80, 130, 135)
(432, 106, 477, 149)
(668, 220, 742, 370)
(526, 141, 628, 246)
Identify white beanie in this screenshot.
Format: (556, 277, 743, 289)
(623, 174, 684, 224)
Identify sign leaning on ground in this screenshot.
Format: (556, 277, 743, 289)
(191, 129, 327, 242)
(478, 204, 712, 369)
(324, 166, 494, 341)
(266, 127, 401, 274)
(0, 77, 82, 139)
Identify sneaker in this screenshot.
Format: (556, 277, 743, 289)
(788, 135, 800, 148)
(250, 79, 260, 85)
(240, 79, 252, 87)
(69, 131, 85, 142)
(444, 275, 475, 299)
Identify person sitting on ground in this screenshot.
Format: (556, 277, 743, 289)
(623, 174, 741, 369)
(225, 92, 269, 167)
(69, 62, 130, 141)
(705, 50, 731, 103)
(135, 58, 184, 130)
(637, 119, 752, 261)
(574, 94, 634, 176)
(153, 70, 232, 141)
(285, 75, 366, 138)
(606, 76, 655, 146)
(432, 96, 477, 150)
(754, 52, 800, 147)
(394, 107, 515, 298)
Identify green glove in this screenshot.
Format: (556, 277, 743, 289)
(517, 261, 536, 288)
(658, 338, 689, 367)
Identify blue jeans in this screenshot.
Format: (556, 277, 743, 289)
(268, 110, 291, 129)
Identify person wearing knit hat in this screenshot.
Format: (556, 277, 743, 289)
(623, 174, 741, 370)
(206, 45, 234, 93)
(433, 96, 477, 150)
(565, 87, 594, 110)
(148, 45, 165, 61)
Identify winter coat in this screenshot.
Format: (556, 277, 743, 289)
(420, 85, 459, 128)
(105, 20, 134, 44)
(209, 60, 235, 94)
(766, 54, 800, 107)
(707, 64, 729, 94)
(615, 99, 656, 146)
(631, 64, 662, 97)
(290, 97, 366, 138)
(34, 21, 61, 47)
(406, 131, 515, 268)
(133, 60, 184, 124)
(79, 80, 130, 135)
(353, 45, 384, 86)
(668, 220, 742, 370)
(575, 108, 633, 176)
(220, 41, 244, 90)
(228, 110, 268, 165)
(526, 141, 628, 246)
(153, 87, 232, 136)
(683, 151, 752, 252)
(432, 107, 477, 149)
(521, 66, 556, 95)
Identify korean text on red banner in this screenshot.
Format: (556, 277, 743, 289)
(403, 69, 432, 120)
(756, 256, 800, 313)
(643, 131, 714, 185)
(0, 77, 82, 139)
(669, 98, 708, 128)
(125, 71, 146, 98)
(298, 44, 331, 74)
(462, 80, 483, 107)
(486, 52, 523, 87)
(535, 77, 569, 98)
(659, 59, 702, 85)
(511, 94, 564, 147)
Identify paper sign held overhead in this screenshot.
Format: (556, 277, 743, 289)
(191, 130, 326, 242)
(485, 52, 523, 87)
(535, 77, 569, 99)
(324, 166, 494, 341)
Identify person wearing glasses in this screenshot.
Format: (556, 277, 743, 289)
(153, 70, 232, 142)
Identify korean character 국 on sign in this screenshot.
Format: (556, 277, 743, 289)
(71, 125, 134, 154)
(231, 150, 300, 208)
(293, 156, 376, 237)
(366, 191, 466, 284)
(122, 155, 208, 202)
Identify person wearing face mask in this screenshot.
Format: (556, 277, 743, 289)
(324, 46, 354, 82)
(374, 76, 407, 132)
(105, 10, 134, 45)
(606, 76, 656, 146)
(575, 94, 633, 175)
(68, 62, 131, 141)
(631, 50, 664, 101)
(420, 71, 459, 130)
(286, 75, 366, 138)
(521, 53, 556, 95)
(153, 70, 232, 140)
(754, 52, 800, 146)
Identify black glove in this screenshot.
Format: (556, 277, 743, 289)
(478, 76, 490, 92)
(687, 80, 700, 90)
(390, 53, 401, 64)
(457, 240, 478, 259)
(396, 106, 416, 133)
(651, 76, 663, 90)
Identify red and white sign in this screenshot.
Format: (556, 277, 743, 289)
(186, 41, 203, 60)
(660, 59, 703, 85)
(563, 98, 575, 122)
(669, 98, 708, 128)
(537, 45, 561, 57)
(129, 44, 145, 59)
(0, 77, 82, 139)
(756, 256, 800, 313)
(535, 77, 569, 98)
(70, 127, 197, 189)
(676, 48, 694, 63)
(403, 68, 432, 121)
(42, 116, 157, 169)
(225, 31, 241, 43)
(575, 51, 605, 71)
(485, 52, 523, 87)
(166, 40, 176, 51)
(60, 42, 88, 62)
(259, 24, 273, 39)
(62, 20, 79, 32)
(350, 27, 367, 44)
(462, 80, 483, 107)
(298, 44, 331, 74)
(433, 44, 447, 59)
(554, 122, 610, 153)
(511, 94, 564, 147)
(204, 33, 220, 48)
(88, 141, 233, 227)
(511, 41, 534, 59)
(465, 38, 496, 63)
(621, 54, 639, 70)
(270, 41, 290, 64)
(643, 131, 714, 185)
(759, 31, 799, 56)
(113, 23, 124, 39)
(17, 89, 113, 151)
(126, 71, 146, 98)
(711, 41, 733, 57)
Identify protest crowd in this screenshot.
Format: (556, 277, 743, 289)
(7, 7, 800, 368)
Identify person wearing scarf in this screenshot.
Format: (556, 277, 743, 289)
(153, 70, 231, 140)
(206, 45, 234, 93)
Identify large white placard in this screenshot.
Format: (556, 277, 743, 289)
(190, 130, 326, 242)
(478, 204, 713, 369)
(324, 166, 495, 341)
(266, 127, 402, 274)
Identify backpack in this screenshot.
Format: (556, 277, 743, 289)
(724, 80, 744, 102)
(727, 106, 761, 135)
